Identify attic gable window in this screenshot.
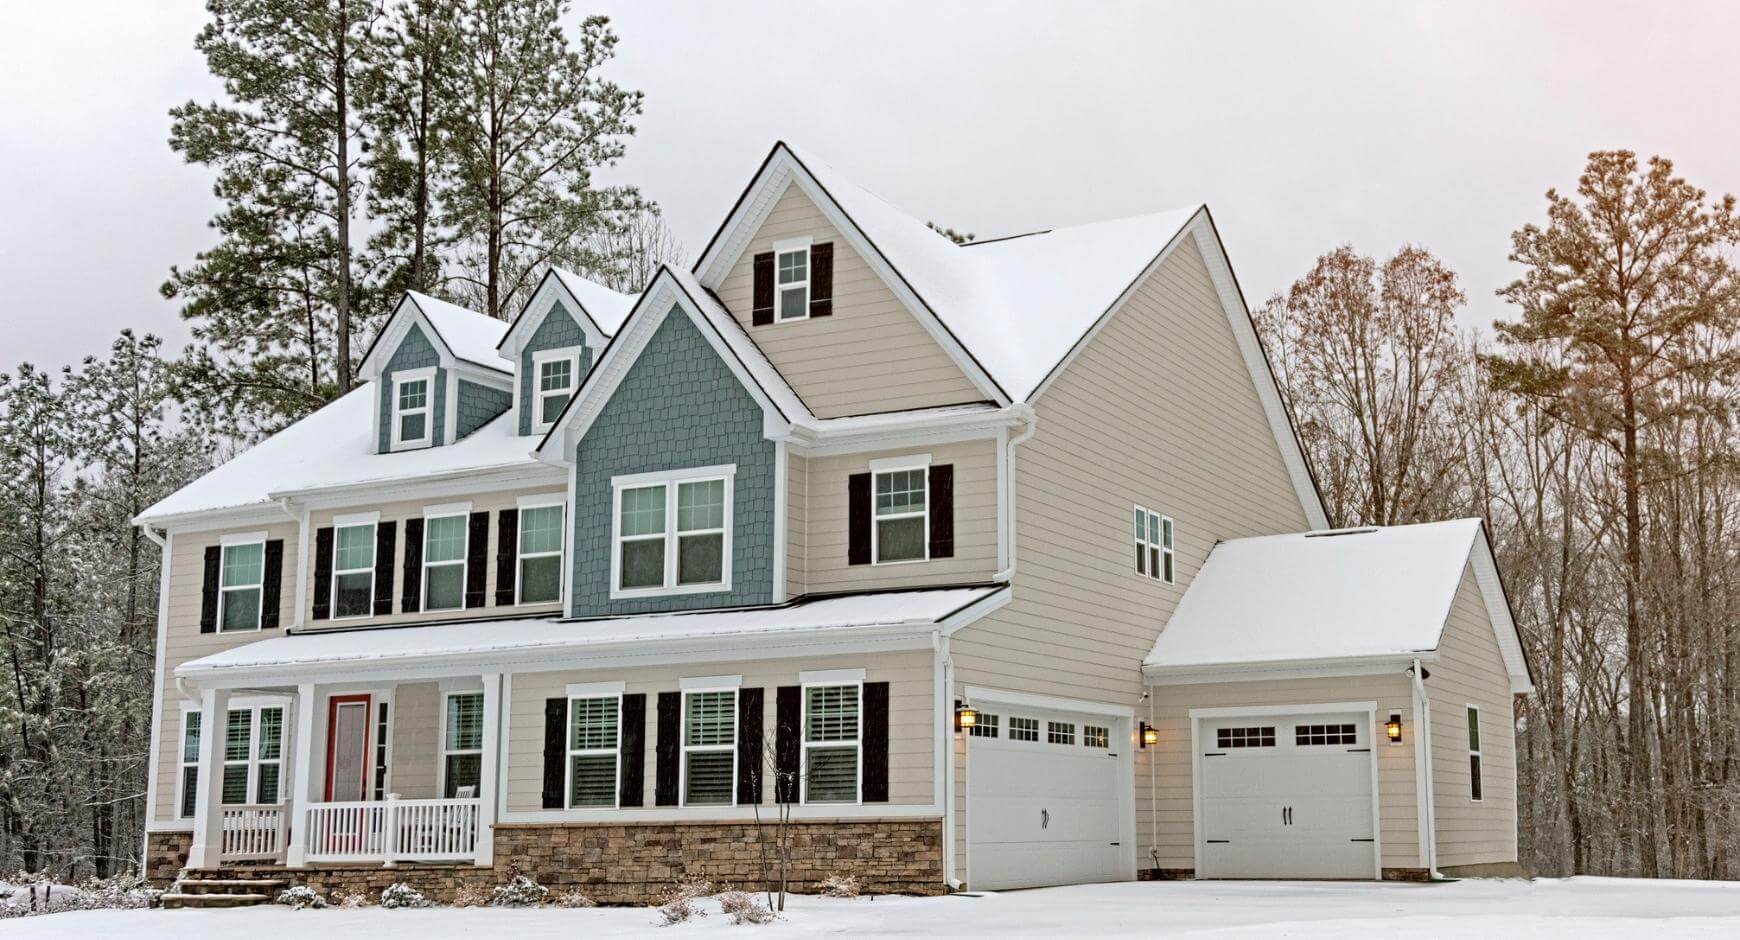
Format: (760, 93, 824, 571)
(776, 244, 810, 321)
(1134, 506, 1174, 583)
(391, 366, 437, 451)
(532, 347, 582, 432)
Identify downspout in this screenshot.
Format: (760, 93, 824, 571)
(992, 405, 1038, 583)
(937, 632, 962, 890)
(1411, 658, 1441, 878)
(141, 523, 171, 867)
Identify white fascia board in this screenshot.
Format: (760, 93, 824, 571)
(938, 584, 1012, 635)
(1143, 652, 1432, 686)
(784, 405, 1028, 458)
(1466, 529, 1535, 694)
(268, 463, 563, 512)
(451, 359, 513, 390)
(147, 502, 299, 535)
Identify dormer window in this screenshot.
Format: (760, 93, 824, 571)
(392, 367, 436, 451)
(775, 237, 811, 321)
(532, 348, 582, 432)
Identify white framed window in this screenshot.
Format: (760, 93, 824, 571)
(1047, 721, 1076, 745)
(610, 465, 734, 598)
(1009, 717, 1039, 742)
(331, 515, 377, 619)
(531, 347, 582, 432)
(774, 237, 811, 321)
(422, 506, 469, 612)
(567, 695, 621, 808)
(872, 457, 929, 565)
(1467, 705, 1484, 802)
(517, 499, 565, 605)
(802, 683, 861, 804)
(968, 712, 1000, 739)
(218, 534, 266, 632)
(1134, 506, 1174, 583)
(1216, 726, 1276, 748)
(441, 691, 484, 798)
(372, 701, 392, 801)
(221, 705, 286, 806)
(177, 710, 202, 818)
(391, 366, 437, 450)
(1083, 724, 1109, 748)
(682, 688, 737, 806)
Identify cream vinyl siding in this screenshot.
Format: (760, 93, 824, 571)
(151, 521, 299, 824)
(389, 682, 441, 799)
(716, 183, 982, 418)
(799, 439, 999, 593)
(505, 651, 933, 812)
(1428, 565, 1519, 867)
(1143, 675, 1422, 872)
(302, 486, 566, 630)
(786, 453, 808, 596)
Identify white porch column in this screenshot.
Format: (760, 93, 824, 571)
(285, 682, 318, 867)
(476, 672, 503, 866)
(186, 687, 231, 869)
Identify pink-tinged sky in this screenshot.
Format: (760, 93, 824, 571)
(3, 0, 1736, 373)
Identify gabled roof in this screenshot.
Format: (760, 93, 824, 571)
(1143, 519, 1533, 693)
(551, 268, 636, 335)
(497, 268, 637, 358)
(359, 292, 511, 377)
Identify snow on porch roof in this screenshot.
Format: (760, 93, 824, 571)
(176, 585, 1008, 683)
(1143, 519, 1490, 674)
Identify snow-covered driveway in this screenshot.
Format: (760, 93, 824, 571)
(15, 877, 1740, 938)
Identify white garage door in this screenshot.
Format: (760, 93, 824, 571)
(1198, 710, 1376, 879)
(967, 708, 1123, 890)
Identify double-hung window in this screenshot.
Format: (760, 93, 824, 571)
(682, 689, 736, 806)
(178, 711, 202, 818)
(873, 460, 928, 564)
(517, 501, 564, 604)
(1467, 706, 1483, 802)
(391, 367, 436, 450)
(567, 694, 621, 808)
(331, 516, 376, 618)
(612, 466, 733, 597)
(775, 239, 810, 321)
(221, 705, 285, 806)
(1134, 506, 1174, 583)
(422, 508, 469, 612)
(218, 536, 265, 632)
(532, 348, 581, 431)
(442, 691, 484, 798)
(803, 683, 860, 804)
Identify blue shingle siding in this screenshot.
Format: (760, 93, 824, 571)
(456, 380, 512, 438)
(377, 323, 446, 452)
(519, 301, 593, 435)
(569, 306, 775, 616)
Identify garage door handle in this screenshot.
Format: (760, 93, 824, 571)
(1347, 747, 1371, 753)
(1205, 839, 1230, 844)
(1350, 838, 1375, 843)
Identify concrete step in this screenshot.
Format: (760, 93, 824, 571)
(160, 892, 273, 909)
(176, 878, 288, 895)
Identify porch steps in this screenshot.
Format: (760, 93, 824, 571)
(163, 874, 288, 909)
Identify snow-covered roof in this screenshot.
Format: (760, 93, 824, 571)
(175, 585, 1008, 683)
(1144, 519, 1531, 691)
(406, 292, 511, 371)
(550, 268, 636, 336)
(137, 386, 546, 522)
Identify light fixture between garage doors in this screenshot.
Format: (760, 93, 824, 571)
(954, 701, 977, 732)
(1139, 721, 1158, 748)
(1386, 713, 1403, 744)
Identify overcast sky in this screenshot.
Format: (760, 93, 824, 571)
(3, 1, 1737, 374)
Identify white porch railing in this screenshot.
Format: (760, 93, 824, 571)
(220, 804, 288, 862)
(305, 796, 482, 865)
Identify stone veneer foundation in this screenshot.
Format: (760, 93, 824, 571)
(148, 818, 945, 905)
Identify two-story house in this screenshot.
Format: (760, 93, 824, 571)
(138, 143, 1532, 904)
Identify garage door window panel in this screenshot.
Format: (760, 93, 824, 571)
(1216, 726, 1276, 749)
(1047, 721, 1076, 745)
(1009, 717, 1039, 742)
(1295, 723, 1358, 746)
(968, 713, 1000, 738)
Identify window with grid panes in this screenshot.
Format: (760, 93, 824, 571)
(804, 685, 860, 803)
(219, 541, 264, 631)
(332, 522, 376, 617)
(423, 514, 467, 611)
(518, 504, 563, 603)
(968, 713, 1000, 738)
(683, 690, 736, 805)
(1009, 717, 1039, 742)
(1084, 725, 1109, 748)
(874, 468, 927, 563)
(443, 692, 483, 798)
(568, 697, 620, 807)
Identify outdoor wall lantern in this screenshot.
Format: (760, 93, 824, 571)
(1139, 721, 1159, 748)
(1386, 713, 1404, 744)
(954, 701, 977, 732)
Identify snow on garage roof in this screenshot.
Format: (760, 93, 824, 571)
(175, 585, 1009, 683)
(1143, 519, 1531, 691)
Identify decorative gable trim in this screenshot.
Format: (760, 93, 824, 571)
(359, 294, 512, 381)
(692, 144, 1010, 408)
(497, 269, 613, 361)
(1466, 523, 1536, 695)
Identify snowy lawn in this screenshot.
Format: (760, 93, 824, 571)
(11, 877, 1740, 938)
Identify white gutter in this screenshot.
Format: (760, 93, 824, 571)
(993, 404, 1038, 582)
(140, 524, 172, 863)
(936, 632, 962, 890)
(1411, 658, 1441, 877)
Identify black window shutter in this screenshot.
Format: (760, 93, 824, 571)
(774, 686, 801, 804)
(199, 546, 221, 633)
(928, 464, 955, 559)
(751, 251, 775, 325)
(311, 527, 334, 621)
(260, 539, 285, 629)
(655, 691, 681, 806)
(401, 518, 424, 613)
(372, 521, 397, 616)
(619, 693, 646, 807)
(464, 511, 488, 608)
(847, 472, 872, 566)
(542, 698, 566, 809)
(737, 687, 764, 805)
(862, 681, 890, 802)
(809, 242, 834, 318)
(494, 508, 519, 606)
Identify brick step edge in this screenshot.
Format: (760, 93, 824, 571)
(160, 893, 272, 908)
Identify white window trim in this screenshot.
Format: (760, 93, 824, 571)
(176, 708, 202, 818)
(390, 366, 438, 451)
(800, 679, 863, 806)
(531, 346, 583, 434)
(773, 236, 813, 322)
(1134, 505, 1175, 584)
(438, 690, 485, 800)
(872, 461, 929, 566)
(421, 510, 470, 613)
(565, 693, 623, 810)
(1467, 704, 1483, 803)
(609, 464, 736, 600)
(217, 537, 266, 633)
(330, 519, 377, 621)
(220, 703, 287, 807)
(680, 687, 738, 808)
(516, 501, 567, 606)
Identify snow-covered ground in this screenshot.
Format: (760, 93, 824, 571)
(12, 877, 1740, 938)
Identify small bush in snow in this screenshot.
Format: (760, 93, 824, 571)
(331, 888, 372, 908)
(820, 872, 860, 898)
(277, 885, 327, 910)
(717, 890, 776, 925)
(450, 884, 492, 908)
(378, 883, 431, 909)
(550, 888, 596, 908)
(655, 880, 712, 925)
(491, 874, 549, 907)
